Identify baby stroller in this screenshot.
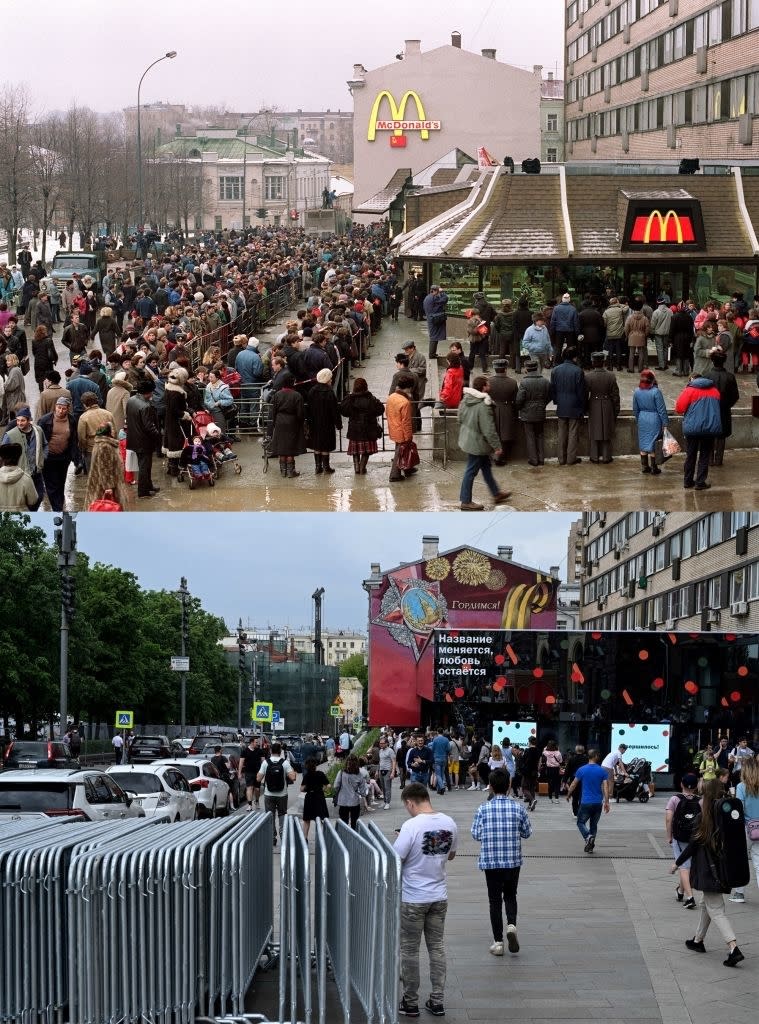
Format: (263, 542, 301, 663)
(177, 416, 241, 488)
(614, 757, 652, 803)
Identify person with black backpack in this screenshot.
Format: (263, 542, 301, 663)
(256, 741, 296, 847)
(665, 772, 700, 910)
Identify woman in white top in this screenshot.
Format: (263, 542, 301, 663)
(541, 740, 564, 803)
(488, 744, 506, 777)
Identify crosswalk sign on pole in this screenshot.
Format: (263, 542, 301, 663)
(330, 705, 341, 717)
(251, 701, 273, 723)
(114, 710, 134, 729)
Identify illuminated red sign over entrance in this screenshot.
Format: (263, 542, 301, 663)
(621, 195, 705, 251)
(629, 210, 697, 244)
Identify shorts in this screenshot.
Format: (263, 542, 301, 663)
(244, 773, 259, 788)
(671, 837, 691, 869)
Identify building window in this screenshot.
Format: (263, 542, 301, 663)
(547, 113, 558, 132)
(696, 518, 709, 553)
(264, 175, 284, 200)
(219, 176, 242, 201)
(546, 147, 558, 162)
(731, 568, 746, 603)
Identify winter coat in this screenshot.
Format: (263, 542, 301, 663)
(692, 334, 716, 376)
(105, 379, 132, 435)
(269, 387, 307, 456)
(704, 367, 739, 437)
(235, 346, 264, 384)
(439, 365, 464, 409)
(457, 388, 502, 456)
(513, 306, 533, 343)
(61, 321, 89, 355)
(521, 325, 552, 363)
(407, 350, 428, 400)
(670, 310, 695, 361)
(36, 384, 72, 420)
(0, 464, 38, 511)
(125, 393, 160, 453)
(204, 380, 234, 415)
(549, 360, 588, 419)
(77, 408, 114, 455)
(385, 389, 413, 444)
(486, 373, 518, 442)
(423, 291, 449, 342)
(650, 303, 673, 338)
(584, 368, 620, 441)
(578, 306, 605, 347)
(550, 301, 580, 334)
(2, 424, 46, 474)
(39, 411, 80, 462)
(67, 375, 101, 416)
(603, 303, 628, 339)
(306, 382, 342, 452)
(515, 368, 551, 422)
(624, 311, 650, 349)
(31, 334, 57, 381)
(84, 434, 130, 510)
(162, 383, 190, 458)
(633, 386, 669, 452)
(93, 315, 119, 357)
(2, 366, 25, 418)
(340, 391, 385, 442)
(492, 310, 513, 348)
(674, 377, 723, 436)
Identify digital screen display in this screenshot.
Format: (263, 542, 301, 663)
(492, 720, 537, 748)
(611, 722, 671, 773)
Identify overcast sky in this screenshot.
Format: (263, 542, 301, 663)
(4, 0, 564, 114)
(35, 512, 577, 632)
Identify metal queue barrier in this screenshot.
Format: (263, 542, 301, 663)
(0, 814, 400, 1024)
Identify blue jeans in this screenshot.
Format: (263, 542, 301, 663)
(410, 770, 429, 785)
(576, 803, 603, 840)
(460, 454, 499, 503)
(433, 759, 447, 794)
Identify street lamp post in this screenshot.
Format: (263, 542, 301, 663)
(178, 577, 190, 736)
(54, 514, 77, 737)
(241, 115, 258, 231)
(137, 50, 177, 230)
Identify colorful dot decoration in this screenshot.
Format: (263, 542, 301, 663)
(532, 667, 544, 679)
(730, 691, 742, 703)
(454, 687, 465, 698)
(651, 677, 665, 691)
(737, 666, 749, 677)
(684, 680, 699, 695)
(638, 650, 649, 661)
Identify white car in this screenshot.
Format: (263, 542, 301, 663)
(152, 757, 230, 818)
(106, 764, 198, 822)
(0, 769, 145, 821)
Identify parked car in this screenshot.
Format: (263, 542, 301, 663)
(128, 735, 171, 763)
(2, 739, 79, 771)
(286, 738, 327, 774)
(0, 769, 144, 820)
(106, 764, 197, 822)
(169, 738, 192, 758)
(188, 731, 238, 755)
(152, 758, 230, 817)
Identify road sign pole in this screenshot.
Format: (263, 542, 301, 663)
(178, 577, 190, 737)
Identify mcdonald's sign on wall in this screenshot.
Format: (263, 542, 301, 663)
(622, 195, 706, 250)
(367, 89, 442, 146)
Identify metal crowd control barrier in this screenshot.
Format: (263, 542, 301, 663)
(335, 822, 380, 1024)
(277, 815, 313, 1024)
(358, 821, 402, 1024)
(315, 819, 351, 1024)
(0, 813, 274, 1024)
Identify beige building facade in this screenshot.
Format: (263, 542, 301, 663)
(541, 73, 565, 163)
(579, 510, 759, 632)
(565, 0, 759, 160)
(349, 34, 542, 208)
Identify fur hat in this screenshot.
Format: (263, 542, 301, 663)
(168, 368, 189, 385)
(316, 368, 333, 384)
(247, 337, 260, 348)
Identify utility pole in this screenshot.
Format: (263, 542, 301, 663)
(54, 514, 77, 738)
(178, 577, 190, 736)
(237, 619, 247, 733)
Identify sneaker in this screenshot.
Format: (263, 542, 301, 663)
(724, 946, 745, 968)
(675, 885, 684, 902)
(506, 925, 519, 953)
(489, 941, 504, 956)
(685, 938, 706, 953)
(529, 798, 538, 811)
(683, 897, 696, 910)
(468, 784, 477, 791)
(584, 835, 595, 854)
(728, 892, 745, 903)
(424, 999, 445, 1017)
(384, 803, 390, 810)
(399, 998, 420, 1017)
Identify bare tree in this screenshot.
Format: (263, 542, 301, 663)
(28, 115, 64, 263)
(0, 85, 34, 264)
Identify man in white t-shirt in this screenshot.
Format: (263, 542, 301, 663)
(394, 782, 458, 1018)
(601, 743, 629, 784)
(111, 733, 124, 764)
(256, 741, 296, 847)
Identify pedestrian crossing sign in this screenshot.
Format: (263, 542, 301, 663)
(251, 701, 273, 723)
(115, 710, 134, 729)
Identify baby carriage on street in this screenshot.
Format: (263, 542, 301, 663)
(177, 415, 241, 488)
(613, 757, 652, 803)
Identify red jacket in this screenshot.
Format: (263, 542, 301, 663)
(439, 365, 464, 408)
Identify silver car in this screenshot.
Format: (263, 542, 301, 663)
(0, 769, 145, 821)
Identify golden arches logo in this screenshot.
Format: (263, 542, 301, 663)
(367, 90, 440, 141)
(500, 579, 555, 630)
(643, 209, 684, 244)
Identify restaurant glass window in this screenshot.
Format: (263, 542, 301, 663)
(690, 265, 757, 306)
(432, 261, 480, 316)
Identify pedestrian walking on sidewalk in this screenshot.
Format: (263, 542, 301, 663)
(519, 736, 541, 811)
(395, 783, 458, 1018)
(471, 768, 532, 957)
(674, 778, 749, 967)
(633, 369, 668, 475)
(457, 375, 511, 510)
(256, 741, 296, 847)
(565, 749, 610, 853)
(665, 772, 700, 910)
(377, 736, 397, 808)
(726, 755, 759, 904)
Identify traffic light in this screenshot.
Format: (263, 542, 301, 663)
(238, 632, 247, 674)
(61, 574, 76, 620)
(182, 618, 190, 651)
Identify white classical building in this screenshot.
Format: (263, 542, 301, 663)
(156, 128, 331, 232)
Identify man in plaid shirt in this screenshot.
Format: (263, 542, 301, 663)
(471, 768, 532, 956)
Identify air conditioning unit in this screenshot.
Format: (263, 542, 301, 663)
(707, 609, 721, 625)
(665, 619, 676, 631)
(593, 558, 600, 568)
(598, 513, 607, 526)
(580, 527, 589, 538)
(730, 601, 749, 617)
(653, 513, 666, 530)
(598, 596, 606, 610)
(614, 545, 622, 560)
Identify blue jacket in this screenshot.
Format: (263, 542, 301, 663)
(549, 360, 588, 418)
(522, 325, 552, 362)
(550, 301, 580, 334)
(235, 346, 264, 384)
(67, 375, 102, 416)
(633, 385, 669, 452)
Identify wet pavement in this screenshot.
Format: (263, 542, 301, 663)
(21, 304, 759, 512)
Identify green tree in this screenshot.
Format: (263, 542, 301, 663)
(339, 652, 368, 715)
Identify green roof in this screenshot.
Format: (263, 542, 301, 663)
(157, 136, 323, 161)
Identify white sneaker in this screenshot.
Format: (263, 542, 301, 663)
(489, 941, 504, 956)
(468, 784, 477, 791)
(506, 925, 520, 953)
(383, 803, 390, 810)
(728, 892, 745, 903)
